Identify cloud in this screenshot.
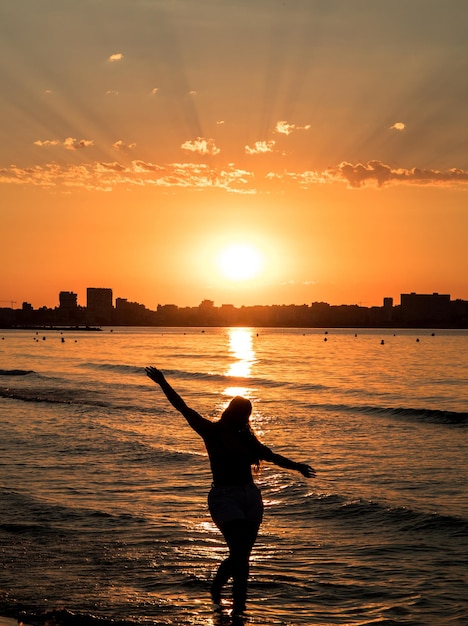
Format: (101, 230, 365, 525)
(275, 121, 311, 135)
(181, 137, 220, 156)
(34, 138, 94, 150)
(245, 140, 276, 155)
(0, 161, 255, 193)
(268, 161, 468, 188)
(3, 159, 468, 193)
(95, 162, 127, 172)
(390, 122, 406, 131)
(64, 137, 94, 151)
(112, 140, 136, 152)
(105, 90, 119, 96)
(151, 87, 159, 94)
(337, 160, 397, 187)
(34, 140, 60, 147)
(108, 53, 124, 62)
(337, 161, 468, 188)
(132, 161, 165, 173)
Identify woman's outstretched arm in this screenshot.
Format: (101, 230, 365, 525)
(258, 443, 316, 478)
(145, 366, 210, 436)
(271, 452, 316, 478)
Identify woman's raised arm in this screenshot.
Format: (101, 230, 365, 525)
(145, 366, 210, 436)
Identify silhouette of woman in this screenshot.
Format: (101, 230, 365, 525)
(145, 366, 316, 617)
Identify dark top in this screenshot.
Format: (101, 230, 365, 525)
(204, 421, 275, 487)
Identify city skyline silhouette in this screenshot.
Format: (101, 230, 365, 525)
(1, 287, 467, 329)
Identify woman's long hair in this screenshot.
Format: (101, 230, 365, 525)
(219, 396, 252, 428)
(219, 396, 261, 470)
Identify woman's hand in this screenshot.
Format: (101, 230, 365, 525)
(297, 463, 316, 478)
(145, 366, 166, 386)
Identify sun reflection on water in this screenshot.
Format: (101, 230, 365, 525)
(223, 328, 256, 398)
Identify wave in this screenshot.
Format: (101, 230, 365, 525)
(0, 487, 150, 535)
(301, 401, 468, 425)
(146, 368, 468, 425)
(78, 362, 143, 375)
(78, 362, 331, 391)
(333, 498, 468, 536)
(159, 366, 330, 390)
(16, 609, 139, 626)
(358, 404, 468, 425)
(119, 362, 468, 426)
(273, 486, 468, 538)
(0, 385, 110, 407)
(2, 362, 465, 427)
(2, 383, 465, 427)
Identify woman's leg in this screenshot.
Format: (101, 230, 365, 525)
(210, 556, 232, 604)
(219, 519, 260, 614)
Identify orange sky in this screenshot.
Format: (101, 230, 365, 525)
(1, 0, 468, 310)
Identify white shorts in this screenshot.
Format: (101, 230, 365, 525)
(208, 483, 264, 528)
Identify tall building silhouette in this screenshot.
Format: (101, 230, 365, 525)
(59, 291, 78, 310)
(87, 288, 113, 324)
(400, 292, 451, 323)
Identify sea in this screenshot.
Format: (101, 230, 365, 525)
(0, 327, 467, 626)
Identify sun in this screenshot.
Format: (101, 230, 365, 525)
(216, 243, 264, 281)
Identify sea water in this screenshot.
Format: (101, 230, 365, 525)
(0, 327, 467, 626)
